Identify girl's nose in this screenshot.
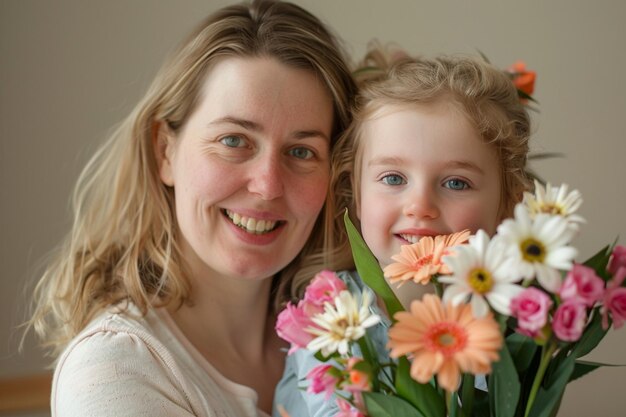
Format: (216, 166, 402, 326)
(247, 153, 284, 200)
(402, 187, 440, 219)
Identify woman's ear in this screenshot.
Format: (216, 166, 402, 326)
(153, 121, 176, 186)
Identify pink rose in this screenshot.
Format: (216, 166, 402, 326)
(304, 270, 347, 308)
(306, 364, 340, 399)
(334, 397, 366, 417)
(602, 267, 626, 330)
(510, 287, 553, 338)
(559, 264, 605, 307)
(608, 245, 626, 275)
(275, 301, 316, 354)
(553, 300, 587, 342)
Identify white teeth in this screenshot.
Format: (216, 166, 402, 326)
(401, 234, 420, 244)
(225, 210, 278, 234)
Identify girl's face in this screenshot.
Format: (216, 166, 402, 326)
(358, 102, 502, 268)
(157, 57, 333, 282)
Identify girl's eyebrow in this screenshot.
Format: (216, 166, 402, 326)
(443, 160, 486, 175)
(208, 116, 329, 141)
(368, 157, 486, 175)
(367, 156, 404, 167)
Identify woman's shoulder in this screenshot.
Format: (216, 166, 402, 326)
(52, 304, 196, 416)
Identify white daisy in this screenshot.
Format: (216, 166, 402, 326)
(306, 290, 381, 357)
(523, 180, 585, 230)
(439, 230, 525, 317)
(497, 204, 578, 292)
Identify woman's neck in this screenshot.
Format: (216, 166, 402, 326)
(167, 270, 286, 413)
(169, 270, 275, 360)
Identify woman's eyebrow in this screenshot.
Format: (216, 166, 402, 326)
(208, 116, 263, 132)
(209, 116, 329, 141)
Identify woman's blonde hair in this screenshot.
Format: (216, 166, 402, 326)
(331, 44, 532, 255)
(30, 0, 356, 356)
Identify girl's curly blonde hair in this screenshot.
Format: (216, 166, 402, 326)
(330, 43, 532, 262)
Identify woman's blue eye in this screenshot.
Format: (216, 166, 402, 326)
(381, 174, 405, 186)
(444, 179, 469, 190)
(220, 135, 243, 148)
(289, 147, 314, 160)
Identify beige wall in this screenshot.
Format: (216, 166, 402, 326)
(1, 0, 625, 415)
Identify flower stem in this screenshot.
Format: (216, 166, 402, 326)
(433, 278, 444, 298)
(524, 341, 558, 417)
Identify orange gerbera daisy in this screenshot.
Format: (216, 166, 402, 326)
(383, 230, 470, 286)
(387, 294, 502, 393)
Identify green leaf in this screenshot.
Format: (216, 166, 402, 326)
(489, 343, 520, 417)
(571, 310, 609, 358)
(459, 374, 475, 417)
(506, 333, 538, 373)
(344, 210, 404, 318)
(570, 360, 601, 382)
(527, 152, 565, 162)
(582, 243, 615, 281)
(395, 357, 445, 417)
(570, 359, 626, 382)
(363, 391, 426, 417)
(528, 354, 575, 417)
(471, 390, 490, 417)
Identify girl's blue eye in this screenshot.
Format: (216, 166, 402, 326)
(444, 179, 469, 190)
(220, 135, 244, 148)
(289, 147, 314, 160)
(381, 174, 405, 186)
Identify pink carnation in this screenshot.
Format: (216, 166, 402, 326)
(602, 267, 626, 330)
(304, 270, 347, 308)
(510, 287, 552, 338)
(552, 300, 587, 342)
(608, 245, 626, 275)
(559, 264, 605, 307)
(306, 364, 339, 399)
(275, 301, 317, 354)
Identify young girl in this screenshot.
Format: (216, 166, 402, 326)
(274, 44, 532, 416)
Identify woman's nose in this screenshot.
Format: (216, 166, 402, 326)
(247, 153, 284, 200)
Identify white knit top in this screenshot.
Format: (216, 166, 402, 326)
(51, 303, 271, 417)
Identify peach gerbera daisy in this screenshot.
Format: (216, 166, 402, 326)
(383, 230, 471, 286)
(387, 294, 502, 392)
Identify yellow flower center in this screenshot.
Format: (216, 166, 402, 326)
(468, 268, 494, 294)
(520, 238, 546, 263)
(537, 203, 564, 216)
(425, 322, 468, 358)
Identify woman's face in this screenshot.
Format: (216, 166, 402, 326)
(158, 57, 333, 282)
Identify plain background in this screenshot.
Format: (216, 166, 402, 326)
(1, 0, 625, 416)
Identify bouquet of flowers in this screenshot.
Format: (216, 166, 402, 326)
(276, 181, 626, 417)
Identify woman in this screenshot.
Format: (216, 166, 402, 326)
(29, 1, 356, 416)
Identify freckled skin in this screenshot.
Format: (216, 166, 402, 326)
(158, 57, 334, 282)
